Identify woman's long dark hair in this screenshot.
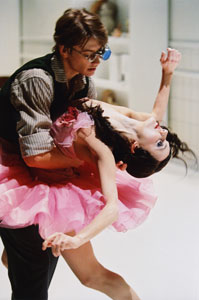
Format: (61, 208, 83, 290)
(75, 103, 196, 178)
(124, 127, 196, 178)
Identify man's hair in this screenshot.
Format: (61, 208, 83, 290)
(53, 8, 108, 55)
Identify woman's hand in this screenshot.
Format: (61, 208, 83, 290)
(42, 232, 82, 257)
(160, 48, 181, 75)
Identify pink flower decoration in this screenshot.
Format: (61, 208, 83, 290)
(56, 107, 79, 127)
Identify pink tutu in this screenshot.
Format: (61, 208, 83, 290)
(0, 109, 157, 239)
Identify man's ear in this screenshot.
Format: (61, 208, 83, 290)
(131, 141, 139, 153)
(59, 45, 69, 58)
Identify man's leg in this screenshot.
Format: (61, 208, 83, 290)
(0, 225, 58, 300)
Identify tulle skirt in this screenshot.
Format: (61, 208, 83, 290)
(0, 139, 157, 239)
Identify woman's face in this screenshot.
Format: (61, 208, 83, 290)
(135, 117, 170, 161)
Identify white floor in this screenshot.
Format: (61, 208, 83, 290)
(0, 161, 199, 300)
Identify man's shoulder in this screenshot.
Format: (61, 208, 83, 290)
(13, 68, 53, 86)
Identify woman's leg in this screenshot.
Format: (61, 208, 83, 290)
(62, 240, 141, 300)
(1, 247, 8, 268)
(3, 230, 140, 299)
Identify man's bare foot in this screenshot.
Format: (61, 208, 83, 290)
(1, 248, 8, 268)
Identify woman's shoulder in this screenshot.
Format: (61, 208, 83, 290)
(51, 107, 94, 147)
(77, 126, 94, 139)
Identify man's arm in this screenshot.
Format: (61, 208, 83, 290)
(23, 147, 83, 169)
(11, 71, 83, 169)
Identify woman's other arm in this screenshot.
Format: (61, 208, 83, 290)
(42, 128, 118, 255)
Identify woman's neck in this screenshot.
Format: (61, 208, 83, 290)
(86, 99, 139, 140)
(101, 103, 139, 140)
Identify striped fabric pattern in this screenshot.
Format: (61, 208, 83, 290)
(10, 55, 97, 157)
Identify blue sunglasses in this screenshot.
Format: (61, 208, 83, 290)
(101, 46, 112, 61)
(72, 45, 111, 62)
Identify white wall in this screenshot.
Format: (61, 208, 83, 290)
(169, 0, 199, 41)
(169, 0, 199, 157)
(0, 0, 20, 75)
(129, 0, 168, 113)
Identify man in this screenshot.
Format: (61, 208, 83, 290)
(0, 8, 110, 300)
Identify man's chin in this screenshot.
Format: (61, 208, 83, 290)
(86, 68, 96, 76)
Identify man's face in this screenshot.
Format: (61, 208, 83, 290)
(63, 37, 102, 78)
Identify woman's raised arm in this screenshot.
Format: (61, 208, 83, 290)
(152, 48, 181, 122)
(89, 48, 181, 123)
